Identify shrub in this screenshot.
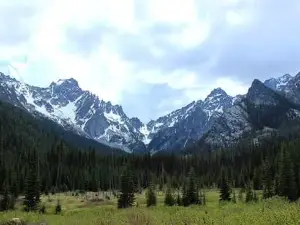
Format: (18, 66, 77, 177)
(39, 204, 46, 214)
(55, 200, 62, 214)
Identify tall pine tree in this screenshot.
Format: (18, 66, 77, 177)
(24, 150, 40, 211)
(146, 183, 157, 207)
(262, 160, 274, 199)
(278, 146, 297, 201)
(182, 168, 199, 206)
(219, 171, 231, 202)
(117, 167, 135, 208)
(0, 182, 9, 211)
(164, 185, 175, 206)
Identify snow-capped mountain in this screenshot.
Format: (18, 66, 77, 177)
(201, 79, 300, 148)
(0, 72, 239, 153)
(1, 71, 300, 154)
(264, 72, 300, 105)
(0, 73, 146, 153)
(146, 88, 235, 153)
(264, 74, 293, 91)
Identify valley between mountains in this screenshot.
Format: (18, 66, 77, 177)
(1, 71, 300, 154)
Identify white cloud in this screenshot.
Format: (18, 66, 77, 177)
(0, 0, 299, 122)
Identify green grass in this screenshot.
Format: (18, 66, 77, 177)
(1, 190, 300, 225)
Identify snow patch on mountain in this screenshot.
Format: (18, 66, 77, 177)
(2, 71, 300, 153)
(264, 74, 293, 91)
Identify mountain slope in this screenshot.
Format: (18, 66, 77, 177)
(200, 79, 300, 148)
(146, 88, 234, 153)
(0, 73, 146, 153)
(264, 74, 293, 91)
(0, 100, 121, 155)
(2, 71, 300, 154)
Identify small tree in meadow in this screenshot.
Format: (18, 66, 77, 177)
(262, 160, 274, 199)
(117, 168, 135, 209)
(164, 186, 175, 206)
(176, 193, 182, 206)
(232, 190, 237, 204)
(219, 175, 231, 202)
(24, 153, 40, 212)
(238, 188, 244, 202)
(202, 191, 206, 206)
(146, 184, 157, 207)
(55, 200, 62, 214)
(245, 183, 254, 203)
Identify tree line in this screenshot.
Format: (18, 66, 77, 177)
(1, 99, 300, 210)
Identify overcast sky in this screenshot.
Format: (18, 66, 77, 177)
(0, 0, 300, 122)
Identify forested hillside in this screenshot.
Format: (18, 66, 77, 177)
(0, 100, 122, 193)
(1, 98, 300, 203)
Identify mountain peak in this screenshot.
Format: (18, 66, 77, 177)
(52, 78, 79, 88)
(281, 73, 292, 79)
(205, 88, 228, 101)
(264, 74, 293, 91)
(247, 79, 283, 106)
(295, 71, 300, 79)
(252, 79, 263, 86)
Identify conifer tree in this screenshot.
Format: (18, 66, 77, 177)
(10, 179, 19, 199)
(146, 184, 156, 207)
(232, 190, 237, 204)
(0, 183, 9, 211)
(182, 182, 189, 206)
(253, 191, 258, 202)
(164, 185, 175, 206)
(176, 193, 182, 206)
(245, 183, 254, 203)
(24, 151, 40, 211)
(117, 167, 135, 208)
(278, 147, 297, 201)
(202, 191, 206, 206)
(253, 168, 261, 190)
(274, 173, 280, 196)
(219, 172, 231, 202)
(183, 168, 199, 206)
(262, 160, 274, 199)
(238, 188, 244, 202)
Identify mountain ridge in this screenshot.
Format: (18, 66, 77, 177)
(1, 71, 300, 153)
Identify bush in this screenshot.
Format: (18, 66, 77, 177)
(0, 218, 27, 225)
(39, 204, 46, 214)
(146, 185, 157, 207)
(55, 200, 62, 214)
(164, 187, 175, 206)
(176, 194, 182, 206)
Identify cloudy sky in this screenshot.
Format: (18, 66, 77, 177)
(0, 0, 300, 122)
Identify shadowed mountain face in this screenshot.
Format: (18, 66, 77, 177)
(200, 79, 300, 149)
(1, 72, 300, 154)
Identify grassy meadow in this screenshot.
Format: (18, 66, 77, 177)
(1, 190, 300, 225)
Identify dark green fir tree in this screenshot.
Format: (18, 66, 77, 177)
(24, 151, 40, 211)
(146, 184, 157, 207)
(164, 185, 175, 206)
(117, 168, 135, 208)
(0, 182, 9, 211)
(278, 147, 297, 201)
(262, 160, 274, 199)
(219, 172, 231, 202)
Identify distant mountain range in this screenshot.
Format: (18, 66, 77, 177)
(1, 71, 300, 154)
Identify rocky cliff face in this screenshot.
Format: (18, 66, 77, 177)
(146, 88, 234, 153)
(201, 79, 300, 148)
